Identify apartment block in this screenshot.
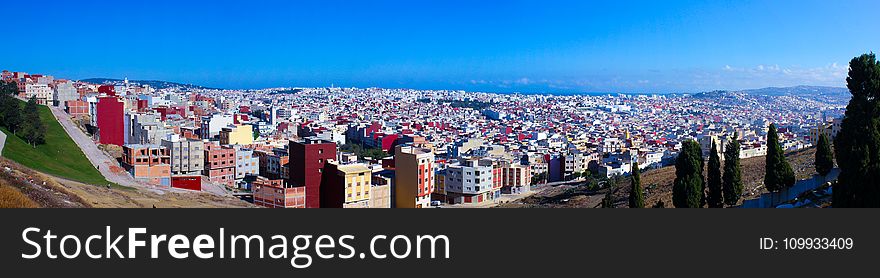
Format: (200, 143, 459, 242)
(128, 112, 172, 145)
(234, 146, 259, 182)
(444, 159, 501, 204)
(369, 176, 391, 208)
(321, 163, 372, 208)
(219, 124, 254, 145)
(53, 81, 78, 106)
(289, 138, 337, 208)
(121, 144, 171, 186)
(161, 138, 205, 176)
(24, 83, 53, 105)
(65, 100, 88, 117)
(501, 163, 531, 194)
(394, 145, 434, 208)
(253, 177, 306, 208)
(96, 96, 125, 146)
(203, 142, 236, 188)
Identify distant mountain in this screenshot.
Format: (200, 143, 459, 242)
(79, 78, 215, 90)
(690, 90, 746, 99)
(740, 85, 849, 97)
(691, 85, 849, 98)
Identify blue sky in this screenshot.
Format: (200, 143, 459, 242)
(2, 0, 878, 93)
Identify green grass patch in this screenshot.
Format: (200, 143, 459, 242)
(1, 100, 110, 186)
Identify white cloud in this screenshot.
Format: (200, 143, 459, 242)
(514, 77, 533, 85)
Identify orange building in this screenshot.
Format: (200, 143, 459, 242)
(393, 145, 435, 208)
(253, 177, 306, 208)
(65, 100, 89, 117)
(122, 144, 171, 186)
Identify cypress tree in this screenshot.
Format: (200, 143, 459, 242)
(706, 141, 723, 208)
(834, 53, 880, 207)
(628, 161, 644, 208)
(723, 134, 743, 206)
(815, 133, 834, 177)
(673, 140, 705, 208)
(602, 179, 616, 208)
(764, 124, 796, 192)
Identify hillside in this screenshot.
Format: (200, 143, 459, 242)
(500, 148, 819, 208)
(80, 78, 215, 90)
(0, 99, 109, 185)
(1, 157, 252, 208)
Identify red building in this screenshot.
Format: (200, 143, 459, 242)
(96, 96, 125, 146)
(203, 142, 236, 188)
(171, 176, 202, 191)
(98, 85, 116, 96)
(154, 106, 187, 121)
(136, 99, 149, 112)
(289, 138, 337, 208)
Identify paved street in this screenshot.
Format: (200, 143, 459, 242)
(47, 106, 162, 192)
(47, 106, 237, 197)
(0, 130, 6, 156)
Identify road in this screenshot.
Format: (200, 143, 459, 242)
(0, 130, 6, 156)
(47, 106, 162, 192)
(441, 179, 586, 208)
(47, 106, 235, 197)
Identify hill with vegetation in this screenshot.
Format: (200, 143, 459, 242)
(80, 78, 215, 90)
(0, 99, 109, 185)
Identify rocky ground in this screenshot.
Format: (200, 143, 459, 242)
(0, 157, 254, 208)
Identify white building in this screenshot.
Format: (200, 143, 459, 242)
(201, 114, 234, 139)
(444, 159, 501, 204)
(25, 83, 53, 105)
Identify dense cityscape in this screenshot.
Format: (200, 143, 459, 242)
(0, 69, 851, 208)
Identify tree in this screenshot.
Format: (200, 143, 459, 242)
(628, 161, 644, 208)
(706, 141, 723, 208)
(764, 123, 795, 192)
(673, 140, 705, 208)
(815, 133, 834, 177)
(2, 96, 22, 134)
(602, 179, 616, 208)
(531, 172, 547, 185)
(0, 81, 16, 96)
(723, 134, 743, 206)
(20, 96, 46, 147)
(833, 53, 880, 208)
(0, 92, 7, 124)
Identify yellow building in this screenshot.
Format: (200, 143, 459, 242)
(337, 163, 371, 207)
(434, 170, 446, 196)
(219, 124, 254, 146)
